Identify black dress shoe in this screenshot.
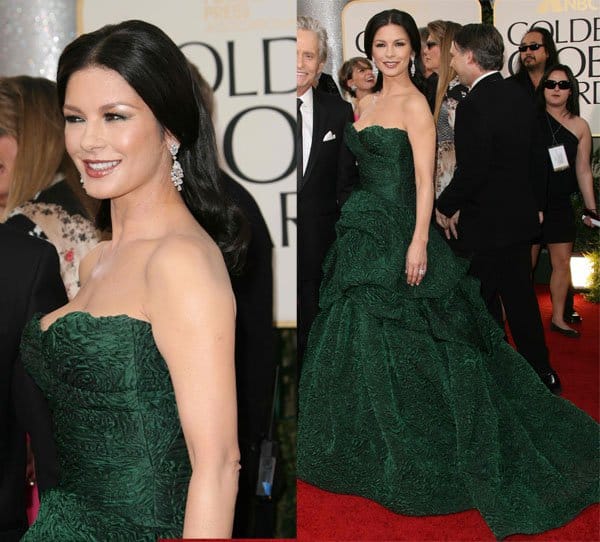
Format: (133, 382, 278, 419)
(550, 321, 581, 338)
(539, 370, 562, 395)
(563, 311, 582, 324)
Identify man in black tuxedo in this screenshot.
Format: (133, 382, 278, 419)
(436, 24, 561, 394)
(0, 224, 66, 541)
(297, 15, 358, 369)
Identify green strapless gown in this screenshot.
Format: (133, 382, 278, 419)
(20, 312, 190, 541)
(298, 125, 598, 539)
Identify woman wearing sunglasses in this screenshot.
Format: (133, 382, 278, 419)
(533, 64, 597, 338)
(423, 20, 468, 200)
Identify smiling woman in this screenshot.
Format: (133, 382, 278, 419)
(19, 19, 248, 542)
(63, 67, 174, 203)
(297, 10, 599, 541)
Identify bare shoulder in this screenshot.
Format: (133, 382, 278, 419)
(403, 91, 432, 119)
(147, 233, 229, 288)
(79, 241, 107, 285)
(572, 115, 591, 141)
(401, 91, 434, 133)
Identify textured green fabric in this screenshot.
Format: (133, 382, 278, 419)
(298, 125, 599, 539)
(21, 312, 190, 541)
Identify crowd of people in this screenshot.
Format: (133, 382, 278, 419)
(1, 4, 598, 541)
(297, 8, 597, 540)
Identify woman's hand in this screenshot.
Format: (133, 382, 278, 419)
(405, 238, 427, 286)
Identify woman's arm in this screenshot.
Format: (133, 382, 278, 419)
(575, 118, 597, 225)
(404, 94, 436, 286)
(146, 237, 239, 538)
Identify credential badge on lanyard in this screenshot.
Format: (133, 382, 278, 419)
(546, 114, 569, 172)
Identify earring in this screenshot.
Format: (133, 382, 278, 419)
(169, 142, 183, 192)
(350, 84, 357, 92)
(410, 57, 416, 77)
(79, 177, 84, 185)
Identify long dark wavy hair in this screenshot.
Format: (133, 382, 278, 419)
(56, 20, 248, 273)
(536, 64, 580, 116)
(363, 9, 426, 95)
(515, 26, 559, 77)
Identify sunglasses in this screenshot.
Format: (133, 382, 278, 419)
(544, 79, 572, 90)
(518, 43, 544, 52)
(425, 41, 439, 49)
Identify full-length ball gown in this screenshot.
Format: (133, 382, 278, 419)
(20, 312, 190, 541)
(297, 124, 598, 539)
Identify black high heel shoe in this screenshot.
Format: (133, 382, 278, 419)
(550, 321, 580, 338)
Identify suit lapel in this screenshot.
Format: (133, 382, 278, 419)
(300, 90, 326, 191)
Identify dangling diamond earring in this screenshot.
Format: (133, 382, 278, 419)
(410, 56, 416, 77)
(169, 142, 183, 192)
(79, 177, 84, 185)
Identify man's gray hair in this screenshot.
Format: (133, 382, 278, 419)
(297, 16, 328, 65)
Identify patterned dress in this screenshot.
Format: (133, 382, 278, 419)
(6, 179, 100, 299)
(435, 77, 468, 198)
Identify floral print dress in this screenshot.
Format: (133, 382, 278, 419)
(6, 180, 100, 299)
(435, 77, 468, 198)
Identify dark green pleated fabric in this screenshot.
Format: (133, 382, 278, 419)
(297, 124, 599, 539)
(21, 312, 190, 541)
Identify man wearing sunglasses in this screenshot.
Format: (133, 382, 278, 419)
(510, 27, 581, 324)
(510, 26, 559, 98)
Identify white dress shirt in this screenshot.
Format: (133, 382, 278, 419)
(298, 87, 314, 176)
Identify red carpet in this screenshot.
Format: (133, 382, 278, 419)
(298, 286, 599, 541)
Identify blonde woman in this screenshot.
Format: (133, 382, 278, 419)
(0, 76, 100, 298)
(423, 20, 468, 198)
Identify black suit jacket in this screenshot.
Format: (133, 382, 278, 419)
(436, 72, 543, 251)
(0, 225, 66, 537)
(298, 88, 358, 282)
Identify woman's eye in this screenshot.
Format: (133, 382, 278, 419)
(105, 113, 126, 121)
(64, 115, 83, 123)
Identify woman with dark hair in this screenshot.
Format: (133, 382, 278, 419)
(20, 19, 246, 540)
(298, 9, 598, 539)
(532, 64, 597, 338)
(338, 57, 375, 118)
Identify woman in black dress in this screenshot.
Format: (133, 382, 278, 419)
(532, 64, 597, 338)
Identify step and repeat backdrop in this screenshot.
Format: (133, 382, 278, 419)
(81, 0, 296, 325)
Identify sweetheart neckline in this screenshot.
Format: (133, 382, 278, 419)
(350, 124, 408, 135)
(37, 310, 151, 335)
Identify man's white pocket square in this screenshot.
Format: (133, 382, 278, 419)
(323, 130, 336, 142)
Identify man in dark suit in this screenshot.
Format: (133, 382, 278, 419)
(436, 24, 561, 394)
(1, 224, 66, 541)
(508, 27, 580, 325)
(297, 16, 358, 369)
